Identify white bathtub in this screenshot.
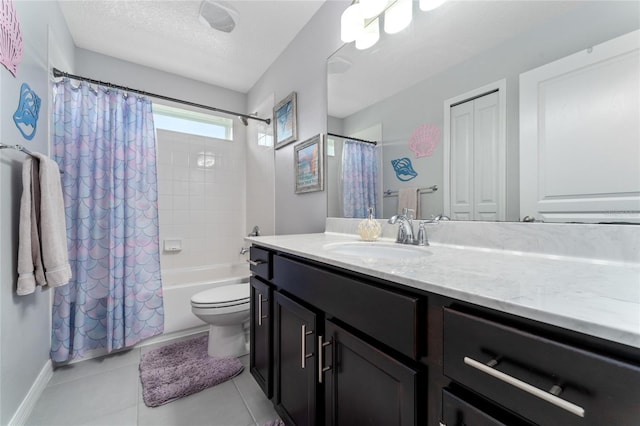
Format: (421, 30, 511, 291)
(161, 262, 250, 335)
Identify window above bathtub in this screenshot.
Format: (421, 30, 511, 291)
(153, 103, 234, 141)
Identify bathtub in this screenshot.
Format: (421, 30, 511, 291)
(161, 262, 250, 335)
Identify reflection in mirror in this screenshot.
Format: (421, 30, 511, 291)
(327, 1, 640, 222)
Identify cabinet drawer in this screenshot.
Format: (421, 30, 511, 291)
(443, 308, 640, 426)
(250, 246, 272, 280)
(273, 254, 421, 359)
(442, 389, 508, 426)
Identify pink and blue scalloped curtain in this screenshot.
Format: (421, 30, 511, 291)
(342, 140, 378, 218)
(50, 79, 164, 362)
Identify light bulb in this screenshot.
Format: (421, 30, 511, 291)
(355, 17, 379, 50)
(419, 0, 448, 12)
(384, 0, 412, 34)
(341, 3, 364, 43)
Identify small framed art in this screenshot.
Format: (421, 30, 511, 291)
(273, 91, 297, 149)
(294, 134, 324, 194)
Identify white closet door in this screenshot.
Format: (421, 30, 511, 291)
(450, 91, 502, 221)
(450, 101, 474, 221)
(473, 92, 501, 221)
(520, 30, 640, 223)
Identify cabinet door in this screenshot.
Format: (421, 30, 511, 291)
(274, 292, 319, 426)
(323, 319, 419, 426)
(250, 276, 273, 398)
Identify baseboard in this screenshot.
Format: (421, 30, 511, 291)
(8, 359, 53, 426)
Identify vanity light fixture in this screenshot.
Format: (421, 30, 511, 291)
(360, 0, 388, 19)
(341, 0, 449, 50)
(384, 0, 412, 34)
(341, 2, 364, 43)
(356, 17, 380, 50)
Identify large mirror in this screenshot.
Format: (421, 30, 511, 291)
(327, 1, 640, 222)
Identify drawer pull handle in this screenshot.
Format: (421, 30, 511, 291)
(301, 325, 314, 369)
(248, 259, 264, 266)
(464, 357, 585, 418)
(257, 294, 268, 326)
(318, 336, 332, 384)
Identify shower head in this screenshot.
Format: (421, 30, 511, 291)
(239, 116, 249, 126)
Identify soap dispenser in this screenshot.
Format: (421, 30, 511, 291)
(358, 207, 382, 241)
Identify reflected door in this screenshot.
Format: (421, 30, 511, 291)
(519, 30, 640, 223)
(449, 91, 503, 221)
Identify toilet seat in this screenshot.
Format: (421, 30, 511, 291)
(191, 283, 250, 309)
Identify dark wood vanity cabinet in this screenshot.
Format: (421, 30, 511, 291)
(273, 292, 320, 426)
(250, 248, 422, 425)
(249, 245, 640, 426)
(442, 308, 640, 426)
(249, 246, 274, 398)
(323, 319, 419, 426)
(250, 276, 273, 398)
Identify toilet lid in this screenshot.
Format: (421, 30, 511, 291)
(191, 283, 249, 305)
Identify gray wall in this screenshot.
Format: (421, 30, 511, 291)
(75, 48, 248, 128)
(339, 1, 640, 222)
(247, 1, 348, 235)
(0, 2, 75, 423)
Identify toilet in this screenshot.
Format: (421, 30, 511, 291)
(190, 283, 250, 358)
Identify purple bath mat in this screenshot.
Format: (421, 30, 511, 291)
(139, 335, 244, 407)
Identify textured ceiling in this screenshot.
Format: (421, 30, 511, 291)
(58, 0, 326, 93)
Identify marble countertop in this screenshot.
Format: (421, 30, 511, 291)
(247, 232, 640, 350)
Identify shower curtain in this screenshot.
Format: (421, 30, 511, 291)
(50, 79, 164, 362)
(342, 140, 378, 218)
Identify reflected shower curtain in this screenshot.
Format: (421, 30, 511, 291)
(50, 79, 164, 362)
(342, 140, 378, 218)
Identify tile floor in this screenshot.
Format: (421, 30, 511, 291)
(25, 334, 279, 426)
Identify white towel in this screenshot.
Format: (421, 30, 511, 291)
(16, 154, 71, 295)
(397, 187, 420, 219)
(34, 153, 72, 288)
(17, 158, 45, 295)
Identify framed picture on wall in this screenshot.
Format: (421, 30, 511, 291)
(294, 134, 324, 194)
(273, 91, 297, 149)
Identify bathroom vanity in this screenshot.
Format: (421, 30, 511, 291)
(247, 224, 640, 426)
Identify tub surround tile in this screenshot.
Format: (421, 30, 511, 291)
(247, 227, 640, 349)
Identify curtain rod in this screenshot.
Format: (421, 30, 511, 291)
(327, 132, 377, 145)
(52, 68, 271, 125)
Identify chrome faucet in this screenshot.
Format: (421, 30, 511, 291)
(389, 211, 450, 246)
(388, 208, 417, 245)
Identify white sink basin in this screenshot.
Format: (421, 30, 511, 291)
(322, 241, 430, 259)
